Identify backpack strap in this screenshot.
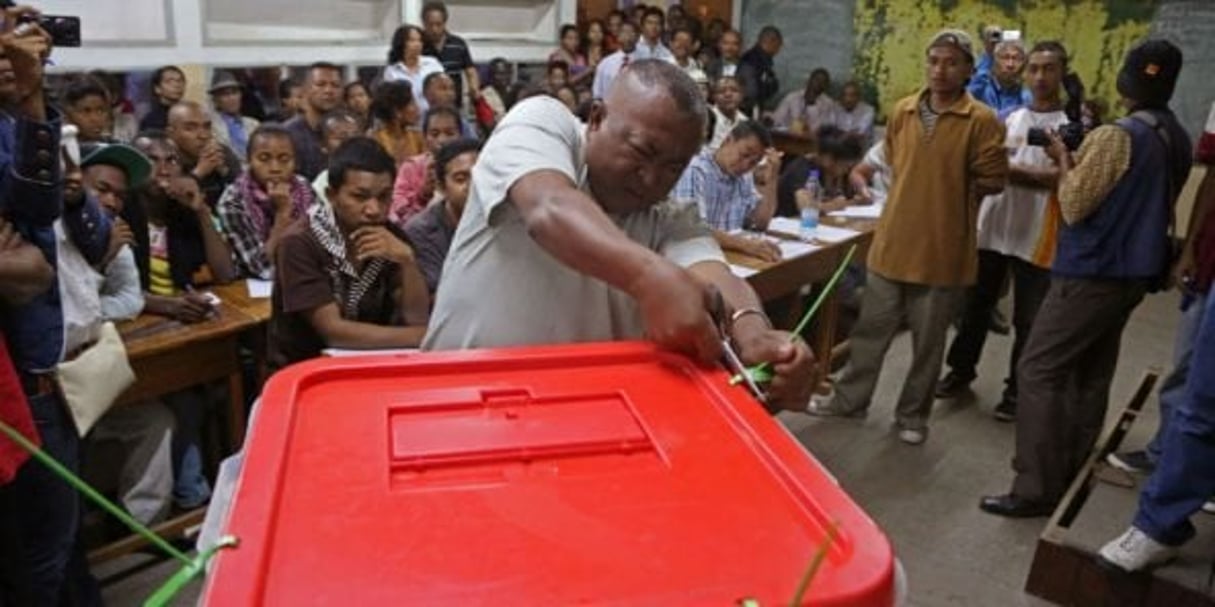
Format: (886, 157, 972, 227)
(1127, 109, 1182, 288)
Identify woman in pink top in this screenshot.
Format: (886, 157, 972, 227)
(549, 24, 590, 88)
(390, 106, 464, 227)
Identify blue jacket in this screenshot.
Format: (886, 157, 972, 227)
(967, 68, 1031, 116)
(1053, 112, 1193, 283)
(0, 109, 112, 374)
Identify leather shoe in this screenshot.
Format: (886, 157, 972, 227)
(979, 493, 1056, 518)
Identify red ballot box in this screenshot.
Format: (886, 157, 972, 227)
(204, 342, 895, 606)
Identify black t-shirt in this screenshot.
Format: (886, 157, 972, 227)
(425, 33, 475, 105)
(776, 156, 855, 218)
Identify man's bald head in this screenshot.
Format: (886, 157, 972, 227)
(586, 59, 706, 214)
(165, 101, 213, 162)
(167, 100, 204, 126)
(608, 59, 707, 127)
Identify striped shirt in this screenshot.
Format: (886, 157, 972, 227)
(671, 149, 759, 231)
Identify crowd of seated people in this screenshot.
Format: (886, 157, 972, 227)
(2, 1, 1212, 603)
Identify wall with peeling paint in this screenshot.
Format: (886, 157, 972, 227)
(740, 0, 1214, 138)
(853, 0, 1154, 121)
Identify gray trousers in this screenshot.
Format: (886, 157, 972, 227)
(1011, 276, 1148, 503)
(89, 403, 175, 526)
(833, 271, 963, 430)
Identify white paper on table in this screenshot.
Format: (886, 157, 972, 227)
(728, 264, 759, 278)
(767, 217, 802, 235)
(322, 347, 420, 357)
(245, 278, 273, 298)
(813, 224, 861, 243)
(778, 240, 819, 258)
(833, 204, 884, 219)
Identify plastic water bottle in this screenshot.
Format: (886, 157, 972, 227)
(799, 169, 821, 241)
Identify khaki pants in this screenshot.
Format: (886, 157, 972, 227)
(832, 271, 962, 430)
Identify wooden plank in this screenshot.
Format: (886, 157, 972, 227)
(87, 508, 205, 565)
(1020, 369, 1215, 607)
(1040, 369, 1160, 540)
(1025, 538, 1081, 603)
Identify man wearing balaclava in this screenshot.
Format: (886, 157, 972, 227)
(981, 39, 1193, 520)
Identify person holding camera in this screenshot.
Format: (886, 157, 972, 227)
(936, 42, 1076, 422)
(981, 39, 1193, 518)
(1, 5, 115, 603)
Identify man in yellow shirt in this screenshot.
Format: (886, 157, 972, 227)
(807, 30, 1008, 446)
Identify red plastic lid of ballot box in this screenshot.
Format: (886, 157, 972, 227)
(205, 342, 894, 606)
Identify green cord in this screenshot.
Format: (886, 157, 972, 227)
(0, 420, 192, 565)
(144, 536, 238, 607)
(731, 244, 858, 386)
(788, 520, 841, 606)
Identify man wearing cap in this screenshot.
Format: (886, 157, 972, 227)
(982, 39, 1193, 518)
(807, 29, 1008, 447)
(78, 142, 150, 320)
(72, 141, 179, 527)
(1106, 100, 1215, 475)
(209, 70, 260, 159)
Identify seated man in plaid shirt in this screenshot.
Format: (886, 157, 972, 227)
(671, 120, 783, 262)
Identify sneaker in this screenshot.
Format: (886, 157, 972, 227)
(1106, 451, 1156, 474)
(993, 400, 1017, 422)
(934, 371, 974, 399)
(1097, 526, 1177, 573)
(1202, 499, 1215, 515)
(897, 427, 927, 445)
(989, 308, 1011, 335)
(805, 394, 866, 419)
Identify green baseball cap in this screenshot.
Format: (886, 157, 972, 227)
(79, 142, 153, 188)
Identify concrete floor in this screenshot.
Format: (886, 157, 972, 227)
(97, 290, 1186, 606)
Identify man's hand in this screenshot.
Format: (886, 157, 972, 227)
(1172, 247, 1197, 293)
(820, 195, 851, 213)
(352, 226, 414, 264)
(733, 326, 816, 411)
(0, 219, 53, 305)
(101, 218, 135, 267)
(0, 218, 23, 251)
(171, 292, 214, 323)
(167, 176, 206, 213)
(857, 187, 874, 204)
(737, 237, 782, 262)
(192, 143, 225, 179)
(629, 261, 723, 365)
(1044, 129, 1071, 166)
(759, 148, 784, 183)
(0, 6, 51, 117)
(266, 180, 293, 216)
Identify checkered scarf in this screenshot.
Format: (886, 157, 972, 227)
(306, 200, 389, 319)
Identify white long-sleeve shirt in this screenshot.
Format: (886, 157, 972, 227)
(101, 246, 144, 321)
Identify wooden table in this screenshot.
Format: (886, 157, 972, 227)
(115, 285, 269, 445)
(91, 281, 271, 566)
(771, 130, 815, 157)
(726, 215, 876, 379)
